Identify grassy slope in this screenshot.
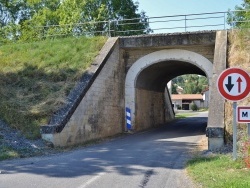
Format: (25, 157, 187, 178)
(225, 29, 250, 138)
(0, 36, 107, 139)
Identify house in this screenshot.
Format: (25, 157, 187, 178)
(201, 88, 209, 109)
(171, 94, 207, 110)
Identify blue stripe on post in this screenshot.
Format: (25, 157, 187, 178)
(126, 107, 132, 130)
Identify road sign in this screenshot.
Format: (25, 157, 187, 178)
(217, 68, 250, 101)
(237, 106, 250, 123)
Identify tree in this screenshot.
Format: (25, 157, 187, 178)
(0, 0, 30, 27)
(0, 0, 152, 42)
(172, 74, 208, 94)
(227, 0, 250, 28)
(171, 83, 178, 94)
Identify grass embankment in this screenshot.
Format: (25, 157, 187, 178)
(187, 155, 250, 188)
(0, 36, 107, 139)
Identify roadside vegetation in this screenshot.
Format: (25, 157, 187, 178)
(0, 36, 107, 139)
(187, 1, 250, 186)
(175, 112, 198, 119)
(187, 155, 250, 188)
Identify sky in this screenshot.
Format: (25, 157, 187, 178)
(134, 0, 243, 33)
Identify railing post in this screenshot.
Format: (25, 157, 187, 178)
(224, 12, 226, 30)
(108, 20, 111, 37)
(185, 15, 187, 32)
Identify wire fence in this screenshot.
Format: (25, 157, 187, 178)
(1, 10, 249, 42)
(43, 10, 249, 38)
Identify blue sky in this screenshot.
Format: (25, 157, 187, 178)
(135, 0, 243, 33)
(136, 0, 242, 16)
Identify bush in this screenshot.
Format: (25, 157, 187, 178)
(243, 138, 250, 168)
(191, 102, 198, 111)
(177, 105, 181, 110)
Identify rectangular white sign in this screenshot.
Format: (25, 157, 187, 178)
(237, 106, 250, 123)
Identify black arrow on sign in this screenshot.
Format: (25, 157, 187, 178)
(225, 76, 234, 92)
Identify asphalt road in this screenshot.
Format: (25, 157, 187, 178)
(0, 112, 208, 188)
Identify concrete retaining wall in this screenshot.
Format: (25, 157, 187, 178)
(42, 38, 125, 146)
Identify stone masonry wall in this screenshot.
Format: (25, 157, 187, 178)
(52, 42, 125, 146)
(135, 89, 165, 130)
(125, 45, 214, 71)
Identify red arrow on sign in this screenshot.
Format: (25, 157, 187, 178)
(237, 77, 242, 93)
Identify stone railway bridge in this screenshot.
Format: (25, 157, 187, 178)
(41, 30, 227, 150)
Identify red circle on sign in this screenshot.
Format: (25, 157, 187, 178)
(217, 68, 250, 101)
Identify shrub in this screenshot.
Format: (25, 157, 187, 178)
(177, 105, 181, 110)
(243, 138, 250, 168)
(191, 102, 198, 111)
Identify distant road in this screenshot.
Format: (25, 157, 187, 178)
(0, 112, 208, 188)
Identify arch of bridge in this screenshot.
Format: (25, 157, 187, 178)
(125, 49, 213, 130)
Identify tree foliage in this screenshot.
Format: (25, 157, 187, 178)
(172, 74, 208, 94)
(227, 0, 250, 28)
(0, 0, 151, 42)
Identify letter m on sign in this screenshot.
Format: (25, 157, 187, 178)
(242, 112, 248, 117)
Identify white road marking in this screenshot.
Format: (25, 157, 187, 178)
(77, 172, 105, 188)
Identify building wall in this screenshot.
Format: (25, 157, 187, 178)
(172, 99, 183, 110)
(202, 90, 210, 108)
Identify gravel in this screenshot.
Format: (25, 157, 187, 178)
(0, 119, 57, 158)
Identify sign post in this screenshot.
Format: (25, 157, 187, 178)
(233, 102, 237, 160)
(237, 106, 250, 137)
(217, 68, 250, 160)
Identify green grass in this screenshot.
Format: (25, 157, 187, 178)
(0, 144, 52, 161)
(0, 145, 19, 161)
(187, 155, 250, 188)
(175, 112, 197, 119)
(0, 36, 107, 139)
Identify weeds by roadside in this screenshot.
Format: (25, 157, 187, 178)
(187, 155, 250, 188)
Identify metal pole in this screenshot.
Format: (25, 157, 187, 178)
(223, 12, 226, 30)
(233, 102, 237, 160)
(248, 123, 250, 137)
(185, 15, 187, 32)
(108, 20, 111, 37)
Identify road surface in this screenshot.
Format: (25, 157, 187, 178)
(0, 112, 207, 188)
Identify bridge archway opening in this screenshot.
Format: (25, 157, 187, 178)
(125, 49, 213, 131)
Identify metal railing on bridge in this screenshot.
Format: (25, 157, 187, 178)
(33, 10, 249, 39)
(2, 10, 249, 42)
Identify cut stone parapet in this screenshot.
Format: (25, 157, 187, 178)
(206, 30, 227, 150)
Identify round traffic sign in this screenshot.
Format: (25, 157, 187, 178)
(217, 68, 250, 101)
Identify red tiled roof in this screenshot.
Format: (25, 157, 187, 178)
(171, 94, 203, 100)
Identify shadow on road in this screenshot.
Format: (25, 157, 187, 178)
(0, 116, 207, 178)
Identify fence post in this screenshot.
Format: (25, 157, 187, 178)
(108, 20, 111, 37)
(224, 12, 226, 30)
(185, 15, 187, 32)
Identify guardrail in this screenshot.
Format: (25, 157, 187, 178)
(2, 10, 250, 41)
(39, 10, 248, 38)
